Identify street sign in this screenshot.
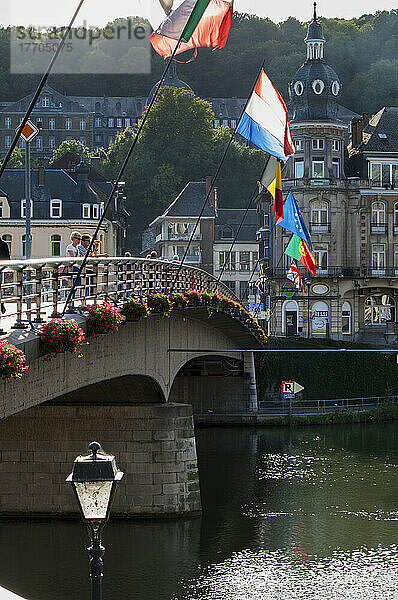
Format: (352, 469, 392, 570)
(18, 120, 39, 143)
(282, 282, 296, 298)
(283, 393, 295, 399)
(281, 381, 305, 394)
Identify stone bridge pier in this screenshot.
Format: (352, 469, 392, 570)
(0, 309, 262, 518)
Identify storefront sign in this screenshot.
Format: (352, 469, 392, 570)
(282, 282, 296, 299)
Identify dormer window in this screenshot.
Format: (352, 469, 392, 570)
(82, 204, 90, 219)
(42, 96, 50, 108)
(21, 199, 33, 218)
(5, 117, 11, 129)
(221, 226, 233, 239)
(312, 79, 325, 95)
(50, 199, 62, 218)
(332, 140, 340, 152)
(295, 139, 304, 151)
(92, 204, 99, 219)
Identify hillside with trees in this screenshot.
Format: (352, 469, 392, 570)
(0, 10, 397, 113)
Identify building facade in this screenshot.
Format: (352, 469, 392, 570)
(0, 158, 128, 259)
(0, 67, 244, 161)
(256, 9, 398, 344)
(148, 179, 259, 303)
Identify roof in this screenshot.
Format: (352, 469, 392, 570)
(361, 107, 398, 152)
(214, 209, 258, 243)
(152, 182, 216, 223)
(0, 169, 76, 203)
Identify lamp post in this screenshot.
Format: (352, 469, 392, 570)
(66, 442, 124, 600)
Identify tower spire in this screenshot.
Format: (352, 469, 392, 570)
(314, 2, 317, 21)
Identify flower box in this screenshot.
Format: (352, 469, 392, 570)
(40, 319, 85, 357)
(86, 303, 125, 337)
(0, 341, 29, 379)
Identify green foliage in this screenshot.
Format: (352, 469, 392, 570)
(100, 87, 264, 250)
(49, 139, 91, 164)
(256, 337, 398, 400)
(0, 147, 24, 169)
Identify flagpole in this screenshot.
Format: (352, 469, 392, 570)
(0, 0, 86, 178)
(169, 59, 266, 294)
(61, 28, 194, 316)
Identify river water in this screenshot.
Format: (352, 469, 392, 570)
(0, 423, 397, 600)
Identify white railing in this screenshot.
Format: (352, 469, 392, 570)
(0, 257, 236, 331)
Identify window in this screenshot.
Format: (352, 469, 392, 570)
(313, 247, 328, 273)
(49, 118, 56, 130)
(394, 244, 398, 275)
(21, 199, 33, 218)
(332, 159, 340, 178)
(94, 134, 102, 143)
(342, 302, 351, 335)
(65, 118, 72, 130)
(2, 235, 11, 255)
(5, 136, 12, 149)
(295, 139, 304, 151)
(124, 118, 131, 127)
(214, 119, 220, 128)
(372, 244, 386, 275)
(5, 117, 11, 129)
(95, 117, 102, 128)
(0, 201, 2, 218)
(221, 226, 233, 239)
(116, 118, 123, 128)
(231, 119, 236, 129)
(82, 204, 90, 219)
(240, 251, 250, 271)
(394, 204, 398, 233)
(333, 140, 340, 152)
(219, 251, 236, 271)
(80, 119, 87, 131)
(80, 137, 86, 145)
(49, 136, 56, 149)
(22, 234, 27, 259)
(365, 294, 395, 324)
(222, 119, 228, 127)
(50, 199, 62, 218)
(42, 96, 50, 108)
(108, 118, 114, 128)
(312, 139, 324, 150)
(370, 163, 398, 188)
(311, 200, 329, 231)
(36, 136, 43, 149)
(92, 204, 99, 219)
(371, 202, 386, 233)
(312, 160, 325, 178)
(51, 234, 61, 257)
(295, 159, 304, 179)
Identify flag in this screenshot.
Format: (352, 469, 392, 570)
(259, 154, 278, 190)
(265, 159, 283, 224)
(236, 69, 295, 162)
(277, 191, 312, 250)
(150, 0, 233, 59)
(285, 234, 317, 276)
(138, 0, 177, 31)
(287, 261, 303, 291)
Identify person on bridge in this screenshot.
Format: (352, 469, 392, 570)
(0, 235, 10, 315)
(66, 231, 81, 257)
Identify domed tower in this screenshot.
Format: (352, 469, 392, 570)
(289, 3, 342, 122)
(147, 62, 193, 106)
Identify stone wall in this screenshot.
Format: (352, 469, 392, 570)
(0, 403, 201, 517)
(170, 375, 253, 413)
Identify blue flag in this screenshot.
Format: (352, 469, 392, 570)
(277, 191, 312, 250)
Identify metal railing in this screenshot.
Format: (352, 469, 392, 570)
(0, 257, 236, 330)
(258, 395, 398, 416)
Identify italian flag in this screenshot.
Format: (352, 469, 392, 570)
(285, 235, 317, 276)
(150, 0, 233, 59)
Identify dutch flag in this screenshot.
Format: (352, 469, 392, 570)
(237, 69, 295, 162)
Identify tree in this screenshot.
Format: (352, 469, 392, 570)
(49, 140, 91, 164)
(0, 147, 24, 169)
(100, 87, 265, 251)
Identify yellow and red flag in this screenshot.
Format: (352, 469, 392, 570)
(264, 159, 283, 224)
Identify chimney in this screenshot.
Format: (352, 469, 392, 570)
(38, 165, 45, 186)
(206, 176, 212, 194)
(205, 176, 217, 210)
(351, 113, 369, 148)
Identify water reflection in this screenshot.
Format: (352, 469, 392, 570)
(0, 423, 396, 600)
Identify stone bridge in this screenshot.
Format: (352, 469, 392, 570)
(0, 258, 263, 518)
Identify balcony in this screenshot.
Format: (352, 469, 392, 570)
(267, 266, 398, 279)
(184, 254, 202, 265)
(168, 232, 202, 241)
(371, 223, 387, 235)
(310, 222, 331, 234)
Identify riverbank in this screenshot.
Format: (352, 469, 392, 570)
(195, 402, 398, 426)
